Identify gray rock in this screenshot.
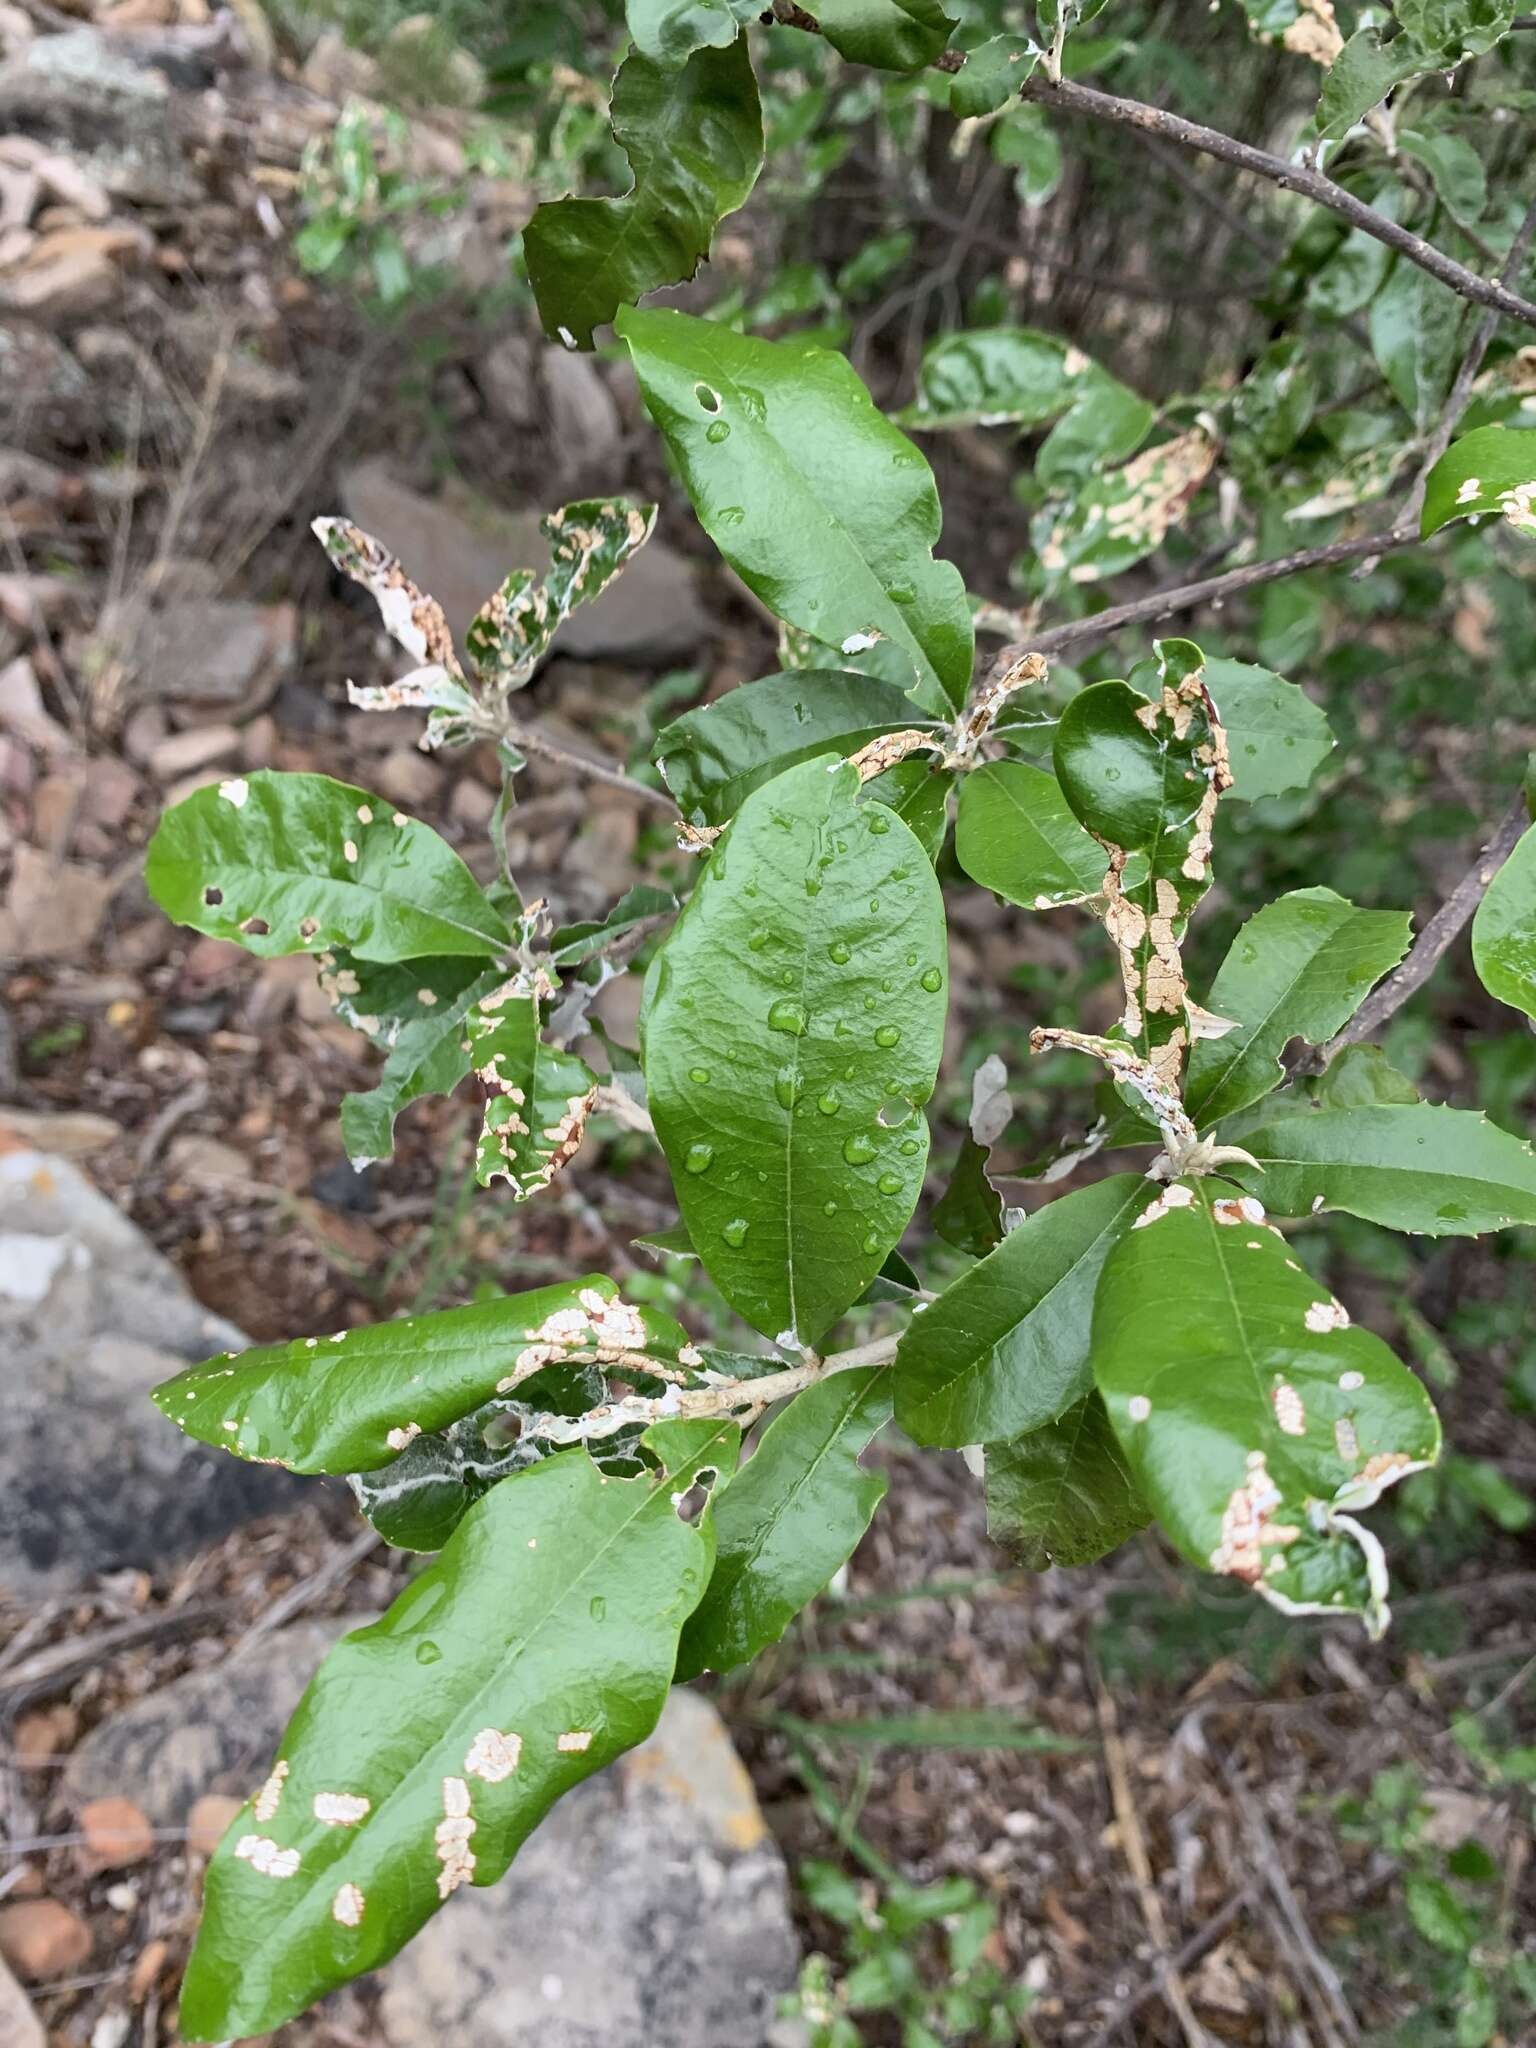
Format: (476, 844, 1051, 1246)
(99, 594, 296, 708)
(0, 1953, 44, 2048)
(65, 1631, 798, 2046)
(0, 1149, 301, 1595)
(339, 461, 709, 668)
(0, 30, 199, 207)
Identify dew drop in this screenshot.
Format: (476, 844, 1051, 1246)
(905, 951, 918, 967)
(863, 995, 877, 1012)
(805, 876, 822, 897)
(706, 419, 731, 443)
(689, 1066, 710, 1084)
(888, 583, 915, 604)
(589, 1595, 606, 1621)
(685, 1142, 715, 1175)
(722, 1216, 750, 1247)
(920, 967, 943, 992)
(718, 504, 746, 527)
(899, 1137, 921, 1156)
(817, 1089, 841, 1116)
(828, 939, 851, 964)
(768, 997, 808, 1036)
(868, 812, 891, 835)
(877, 1172, 902, 1195)
(843, 1132, 877, 1165)
(869, 897, 880, 912)
(774, 1064, 802, 1110)
(874, 1025, 901, 1048)
(748, 925, 770, 952)
(415, 1639, 442, 1666)
(823, 1199, 838, 1216)
(862, 1230, 882, 1254)
(780, 967, 796, 988)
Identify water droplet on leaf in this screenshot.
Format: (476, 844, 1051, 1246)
(685, 1142, 715, 1174)
(843, 1132, 877, 1165)
(722, 1217, 749, 1247)
(768, 998, 808, 1036)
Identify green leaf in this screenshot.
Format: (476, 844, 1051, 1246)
(548, 883, 678, 966)
(619, 306, 974, 713)
(811, 0, 956, 70)
(314, 951, 493, 1049)
(1421, 424, 1536, 538)
(523, 39, 763, 350)
(1397, 0, 1514, 56)
(1034, 428, 1215, 588)
(954, 760, 1107, 909)
(339, 966, 504, 1165)
(984, 1395, 1150, 1570)
(876, 756, 953, 860)
(931, 1136, 1005, 1258)
(1399, 128, 1487, 229)
(1093, 1182, 1440, 1632)
(175, 1419, 737, 2040)
(1473, 819, 1536, 1020)
(626, 0, 757, 64)
(1313, 1045, 1421, 1110)
(1317, 27, 1425, 141)
(643, 757, 948, 1345)
(462, 990, 600, 1197)
(949, 33, 1036, 117)
(1202, 657, 1335, 802)
(1184, 889, 1412, 1128)
(1404, 1874, 1474, 1953)
(990, 105, 1062, 206)
(898, 329, 1152, 481)
(675, 1366, 892, 1679)
(348, 1395, 552, 1553)
(656, 669, 943, 827)
(1234, 1104, 1536, 1235)
(151, 1278, 706, 1475)
(894, 1176, 1145, 1447)
(1370, 260, 1465, 433)
(145, 771, 511, 962)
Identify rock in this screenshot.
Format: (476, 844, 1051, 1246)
(0, 1149, 301, 1596)
(0, 1108, 121, 1156)
(0, 843, 111, 961)
(340, 461, 708, 667)
(0, 224, 145, 318)
(0, 28, 199, 208)
(0, 1899, 91, 1980)
(540, 347, 623, 477)
(380, 1688, 797, 2046)
(300, 30, 381, 100)
(185, 1793, 243, 1859)
(69, 1640, 796, 2047)
(373, 745, 442, 809)
(147, 721, 241, 779)
(0, 653, 73, 755)
(77, 1796, 155, 1872)
(0, 1954, 43, 2048)
(164, 1131, 253, 1189)
(106, 597, 295, 709)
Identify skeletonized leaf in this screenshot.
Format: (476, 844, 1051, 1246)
(1202, 657, 1335, 801)
(463, 501, 659, 693)
(1421, 424, 1536, 539)
(985, 1396, 1149, 1570)
(1233, 1104, 1536, 1235)
(895, 1176, 1146, 1447)
(348, 1397, 551, 1553)
(1472, 818, 1536, 1021)
(1035, 428, 1216, 587)
(339, 966, 504, 1165)
(523, 40, 762, 350)
(314, 952, 493, 1050)
(812, 0, 956, 69)
(175, 1419, 738, 2041)
(151, 1278, 707, 1476)
(675, 1367, 892, 1680)
(618, 306, 974, 713)
(643, 756, 948, 1345)
(1093, 1181, 1440, 1633)
(954, 760, 1107, 910)
(463, 988, 600, 1198)
(656, 670, 943, 828)
(1185, 889, 1412, 1129)
(145, 771, 511, 962)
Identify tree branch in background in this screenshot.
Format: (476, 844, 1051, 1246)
(1018, 76, 1536, 331)
(501, 718, 677, 813)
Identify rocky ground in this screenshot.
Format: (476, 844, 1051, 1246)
(0, 2, 1533, 2044)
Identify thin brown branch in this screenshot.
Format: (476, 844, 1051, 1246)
(1018, 75, 1536, 331)
(1303, 794, 1530, 1069)
(501, 719, 677, 813)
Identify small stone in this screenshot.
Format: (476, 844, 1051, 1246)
(127, 1936, 167, 2001)
(147, 722, 241, 780)
(0, 843, 110, 961)
(77, 1795, 154, 1871)
(186, 1794, 242, 1859)
(449, 776, 496, 828)
(11, 1703, 76, 1758)
(0, 1953, 43, 2048)
(164, 1133, 251, 1190)
(374, 746, 442, 808)
(0, 1899, 92, 1980)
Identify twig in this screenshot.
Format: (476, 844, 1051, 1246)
(1018, 76, 1536, 330)
(502, 718, 676, 814)
(1302, 793, 1530, 1069)
(0, 1604, 228, 1714)
(1086, 1879, 1263, 2046)
(226, 1525, 381, 1660)
(1090, 1663, 1213, 2048)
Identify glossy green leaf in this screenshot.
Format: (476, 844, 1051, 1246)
(176, 1419, 737, 2040)
(339, 966, 503, 1165)
(462, 990, 600, 1197)
(1317, 27, 1426, 140)
(619, 306, 974, 713)
(1093, 1182, 1440, 1631)
(523, 40, 763, 350)
(898, 328, 1151, 479)
(548, 884, 678, 967)
(876, 756, 953, 860)
(991, 106, 1062, 207)
(1398, 128, 1487, 229)
(1421, 424, 1536, 538)
(1202, 657, 1335, 801)
(643, 757, 948, 1344)
(145, 771, 511, 962)
(812, 0, 956, 70)
(151, 1278, 706, 1476)
(1472, 818, 1536, 1020)
(625, 0, 757, 63)
(1185, 889, 1412, 1128)
(954, 759, 1107, 910)
(984, 1396, 1149, 1570)
(931, 1136, 1005, 1259)
(656, 670, 942, 827)
(675, 1366, 891, 1679)
(949, 33, 1036, 117)
(894, 1176, 1145, 1447)
(1313, 1045, 1420, 1110)
(314, 952, 492, 1050)
(1234, 1104, 1536, 1235)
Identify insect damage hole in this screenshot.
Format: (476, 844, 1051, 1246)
(203, 886, 223, 906)
(670, 1464, 720, 1523)
(693, 382, 721, 414)
(241, 916, 271, 937)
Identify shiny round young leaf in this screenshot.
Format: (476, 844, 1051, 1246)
(1093, 1181, 1440, 1632)
(954, 759, 1108, 910)
(176, 1419, 738, 2041)
(643, 755, 948, 1345)
(145, 771, 511, 962)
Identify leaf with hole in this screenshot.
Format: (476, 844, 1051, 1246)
(642, 756, 948, 1344)
(462, 990, 600, 1198)
(145, 771, 511, 962)
(175, 1419, 738, 2040)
